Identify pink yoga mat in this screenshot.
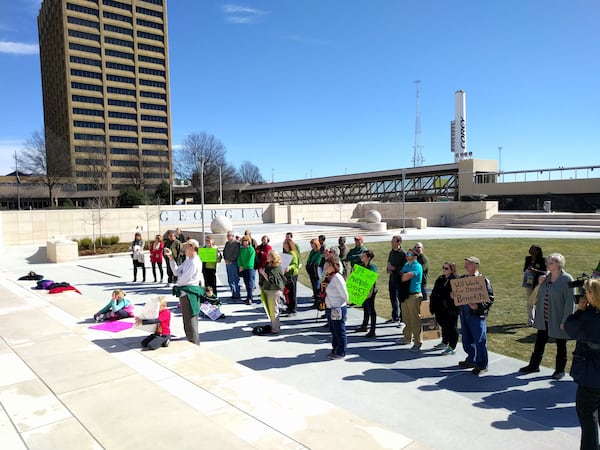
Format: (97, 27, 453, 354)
(89, 321, 134, 332)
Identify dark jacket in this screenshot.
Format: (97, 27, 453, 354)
(565, 307, 600, 388)
(430, 273, 458, 315)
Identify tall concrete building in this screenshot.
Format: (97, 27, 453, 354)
(37, 0, 172, 194)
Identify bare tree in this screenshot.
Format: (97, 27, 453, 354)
(174, 132, 238, 201)
(238, 160, 265, 184)
(18, 129, 70, 206)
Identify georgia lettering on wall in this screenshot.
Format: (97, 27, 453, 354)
(159, 208, 264, 225)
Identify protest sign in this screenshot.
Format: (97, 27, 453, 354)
(450, 276, 490, 306)
(198, 247, 217, 263)
(346, 265, 379, 306)
(280, 252, 293, 272)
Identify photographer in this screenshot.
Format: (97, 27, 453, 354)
(565, 278, 600, 450)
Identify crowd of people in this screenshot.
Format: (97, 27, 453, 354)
(96, 229, 600, 448)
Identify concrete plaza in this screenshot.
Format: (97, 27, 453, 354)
(1, 225, 598, 449)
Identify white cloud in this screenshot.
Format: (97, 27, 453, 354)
(0, 41, 39, 55)
(221, 4, 267, 24)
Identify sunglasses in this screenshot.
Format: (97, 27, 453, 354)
(443, 266, 451, 270)
(406, 252, 415, 257)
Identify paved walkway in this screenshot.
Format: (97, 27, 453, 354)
(2, 225, 598, 449)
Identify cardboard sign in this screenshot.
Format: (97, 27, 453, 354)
(450, 276, 490, 305)
(198, 247, 217, 263)
(346, 265, 379, 306)
(134, 297, 160, 332)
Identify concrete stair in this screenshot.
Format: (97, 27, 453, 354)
(458, 212, 600, 232)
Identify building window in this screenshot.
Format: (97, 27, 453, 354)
(108, 99, 136, 108)
(103, 11, 132, 23)
(136, 6, 163, 19)
(109, 123, 137, 132)
(141, 126, 167, 134)
(105, 49, 134, 60)
(141, 114, 166, 122)
(104, 23, 133, 36)
(71, 82, 103, 92)
(110, 136, 138, 143)
(69, 42, 101, 55)
(107, 86, 136, 96)
(111, 160, 139, 167)
(72, 95, 104, 104)
(70, 55, 102, 67)
(103, 0, 132, 12)
(140, 102, 166, 111)
(68, 29, 100, 42)
(142, 149, 168, 156)
(138, 42, 164, 54)
(108, 111, 137, 120)
(136, 18, 163, 30)
(67, 3, 99, 17)
(137, 31, 163, 42)
(139, 79, 165, 88)
(75, 145, 105, 153)
(73, 107, 104, 117)
(104, 36, 134, 48)
(75, 133, 105, 141)
(140, 0, 163, 5)
(106, 61, 135, 72)
(142, 138, 168, 145)
(111, 147, 138, 155)
(71, 69, 102, 80)
(106, 74, 135, 84)
(67, 16, 99, 29)
(138, 54, 164, 65)
(142, 160, 169, 168)
(139, 67, 165, 77)
(74, 120, 105, 129)
(140, 91, 166, 100)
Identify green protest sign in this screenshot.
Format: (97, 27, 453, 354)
(347, 265, 378, 306)
(198, 247, 217, 263)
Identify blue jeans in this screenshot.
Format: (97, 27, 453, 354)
(241, 269, 255, 301)
(326, 306, 347, 356)
(460, 308, 488, 369)
(226, 262, 241, 299)
(388, 276, 401, 321)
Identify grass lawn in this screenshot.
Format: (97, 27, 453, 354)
(299, 238, 600, 368)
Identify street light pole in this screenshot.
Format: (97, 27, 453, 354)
(200, 157, 205, 243)
(218, 164, 222, 204)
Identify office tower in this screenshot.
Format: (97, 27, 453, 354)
(37, 0, 172, 193)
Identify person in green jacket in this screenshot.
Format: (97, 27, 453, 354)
(238, 236, 256, 305)
(283, 237, 300, 315)
(259, 251, 286, 334)
(345, 235, 367, 275)
(306, 238, 323, 307)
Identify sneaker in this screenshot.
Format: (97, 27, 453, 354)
(459, 360, 476, 369)
(384, 318, 397, 324)
(519, 365, 540, 374)
(397, 321, 406, 329)
(409, 343, 422, 353)
(472, 366, 488, 375)
(355, 326, 368, 333)
(433, 342, 447, 350)
(328, 353, 345, 360)
(441, 347, 456, 355)
(245, 299, 252, 305)
(365, 331, 376, 338)
(161, 338, 170, 347)
(551, 371, 565, 380)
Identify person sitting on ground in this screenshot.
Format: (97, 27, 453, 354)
(136, 296, 171, 350)
(94, 289, 134, 322)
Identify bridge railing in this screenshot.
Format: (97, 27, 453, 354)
(475, 165, 600, 184)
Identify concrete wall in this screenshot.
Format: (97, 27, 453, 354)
(0, 201, 497, 247)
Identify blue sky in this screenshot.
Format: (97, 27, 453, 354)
(0, 0, 599, 182)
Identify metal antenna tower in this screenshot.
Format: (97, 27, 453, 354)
(412, 80, 424, 167)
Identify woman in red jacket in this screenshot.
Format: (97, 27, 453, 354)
(149, 234, 165, 283)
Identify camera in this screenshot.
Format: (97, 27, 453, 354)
(569, 273, 590, 304)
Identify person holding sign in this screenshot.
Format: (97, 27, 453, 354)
(399, 250, 423, 352)
(456, 256, 494, 375)
(519, 252, 575, 380)
(355, 250, 378, 338)
(201, 236, 221, 295)
(282, 238, 299, 316)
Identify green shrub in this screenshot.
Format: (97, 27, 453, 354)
(109, 235, 120, 245)
(78, 238, 93, 250)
